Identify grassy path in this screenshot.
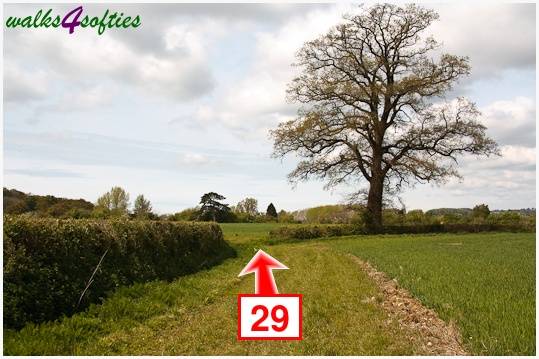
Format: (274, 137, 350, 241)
(4, 226, 420, 355)
(5, 225, 534, 355)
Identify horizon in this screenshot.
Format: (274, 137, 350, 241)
(4, 186, 536, 215)
(4, 3, 536, 213)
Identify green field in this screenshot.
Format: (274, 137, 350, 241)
(329, 233, 536, 355)
(4, 223, 536, 355)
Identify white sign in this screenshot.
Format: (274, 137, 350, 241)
(238, 294, 302, 340)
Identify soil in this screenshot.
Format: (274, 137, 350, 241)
(350, 255, 468, 355)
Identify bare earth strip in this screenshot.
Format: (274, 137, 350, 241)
(349, 254, 468, 356)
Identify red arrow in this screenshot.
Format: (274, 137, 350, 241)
(238, 249, 288, 295)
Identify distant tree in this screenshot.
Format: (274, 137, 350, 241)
(472, 204, 490, 219)
(3, 187, 93, 217)
(171, 207, 199, 221)
(199, 192, 232, 222)
(405, 209, 426, 225)
(96, 186, 130, 216)
(235, 197, 259, 216)
(133, 194, 153, 219)
(266, 203, 278, 218)
(278, 209, 295, 223)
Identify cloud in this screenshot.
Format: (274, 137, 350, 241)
(3, 62, 50, 103)
(3, 4, 536, 211)
(480, 97, 536, 147)
(189, 4, 354, 138)
(5, 168, 85, 178)
(3, 3, 332, 104)
(177, 153, 212, 166)
(187, 4, 536, 139)
(3, 130, 275, 176)
(3, 5, 220, 103)
(428, 3, 536, 79)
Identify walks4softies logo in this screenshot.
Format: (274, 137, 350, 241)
(5, 6, 141, 35)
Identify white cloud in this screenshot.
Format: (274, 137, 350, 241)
(4, 15, 218, 102)
(428, 3, 535, 79)
(3, 3, 536, 211)
(4, 61, 50, 103)
(481, 97, 536, 147)
(192, 4, 536, 139)
(191, 4, 354, 137)
(178, 153, 212, 166)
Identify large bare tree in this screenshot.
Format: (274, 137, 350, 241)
(271, 4, 498, 232)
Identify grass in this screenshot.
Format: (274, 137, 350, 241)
(4, 223, 535, 355)
(329, 232, 536, 355)
(4, 224, 417, 355)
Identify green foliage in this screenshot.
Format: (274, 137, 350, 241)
(198, 192, 234, 222)
(331, 233, 536, 355)
(404, 210, 427, 224)
(132, 194, 153, 219)
(234, 198, 258, 216)
(3, 216, 235, 329)
(4, 229, 416, 356)
(3, 188, 94, 218)
(277, 209, 297, 223)
(95, 187, 130, 217)
(269, 224, 358, 241)
(472, 204, 490, 219)
(169, 207, 200, 221)
(4, 224, 535, 355)
(305, 205, 354, 224)
(381, 208, 405, 226)
(382, 223, 534, 233)
(266, 203, 278, 218)
(271, 221, 534, 241)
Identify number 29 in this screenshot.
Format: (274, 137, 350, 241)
(251, 304, 289, 332)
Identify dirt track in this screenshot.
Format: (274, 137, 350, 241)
(350, 255, 468, 356)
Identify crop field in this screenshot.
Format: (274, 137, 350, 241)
(330, 233, 536, 355)
(4, 223, 535, 355)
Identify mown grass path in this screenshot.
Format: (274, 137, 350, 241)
(5, 227, 419, 355)
(4, 224, 535, 355)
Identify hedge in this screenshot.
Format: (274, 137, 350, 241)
(382, 223, 535, 234)
(3, 216, 235, 329)
(269, 224, 358, 240)
(269, 223, 534, 241)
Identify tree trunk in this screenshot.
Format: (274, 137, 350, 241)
(366, 174, 383, 233)
(366, 148, 384, 233)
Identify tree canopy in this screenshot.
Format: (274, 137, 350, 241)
(235, 197, 259, 216)
(266, 203, 278, 218)
(271, 4, 498, 231)
(96, 186, 130, 217)
(198, 192, 232, 222)
(133, 194, 153, 219)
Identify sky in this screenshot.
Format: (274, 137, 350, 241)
(3, 3, 536, 214)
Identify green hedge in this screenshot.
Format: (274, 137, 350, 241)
(269, 224, 358, 240)
(383, 223, 535, 234)
(269, 223, 534, 241)
(3, 216, 235, 329)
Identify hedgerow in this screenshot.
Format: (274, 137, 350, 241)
(3, 216, 235, 329)
(269, 223, 534, 241)
(269, 224, 358, 240)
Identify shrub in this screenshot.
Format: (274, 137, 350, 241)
(269, 224, 359, 240)
(3, 216, 235, 329)
(383, 223, 535, 234)
(269, 222, 534, 241)
(169, 207, 200, 221)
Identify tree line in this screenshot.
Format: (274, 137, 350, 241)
(4, 186, 534, 227)
(3, 187, 291, 223)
